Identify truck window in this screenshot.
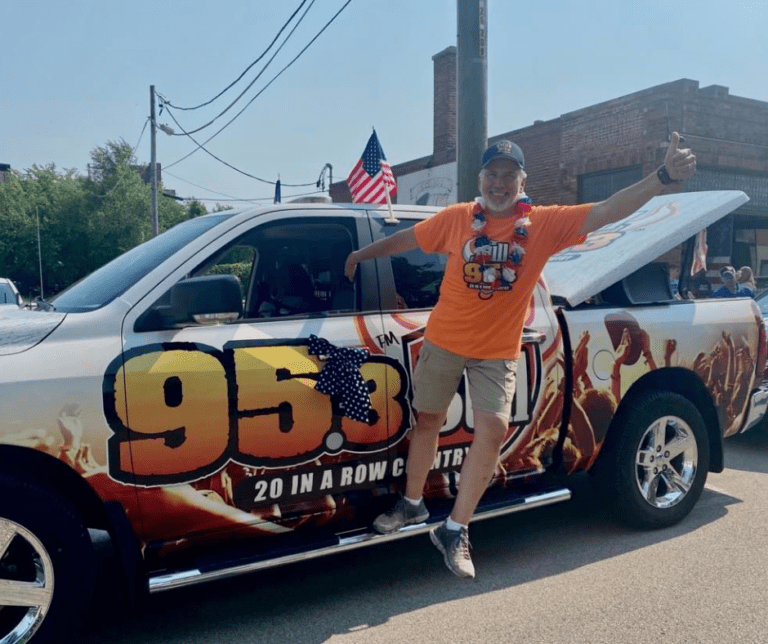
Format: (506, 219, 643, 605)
(380, 219, 446, 310)
(197, 245, 257, 303)
(191, 217, 359, 319)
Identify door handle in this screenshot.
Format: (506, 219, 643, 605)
(522, 328, 547, 345)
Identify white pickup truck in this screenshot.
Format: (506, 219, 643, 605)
(0, 190, 765, 643)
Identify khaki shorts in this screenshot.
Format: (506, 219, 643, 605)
(412, 339, 518, 421)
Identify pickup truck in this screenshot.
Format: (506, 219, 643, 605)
(1, 190, 765, 644)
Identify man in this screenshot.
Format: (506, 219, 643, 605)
(344, 133, 696, 579)
(711, 266, 754, 298)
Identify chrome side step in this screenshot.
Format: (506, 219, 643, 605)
(148, 487, 570, 594)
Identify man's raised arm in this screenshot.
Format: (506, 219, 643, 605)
(580, 132, 697, 236)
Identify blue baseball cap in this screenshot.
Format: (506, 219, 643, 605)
(481, 140, 525, 169)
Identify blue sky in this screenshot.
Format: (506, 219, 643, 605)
(2, 0, 766, 204)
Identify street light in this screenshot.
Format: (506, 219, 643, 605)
(317, 163, 333, 195)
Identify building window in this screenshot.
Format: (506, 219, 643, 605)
(578, 166, 643, 203)
(687, 168, 768, 211)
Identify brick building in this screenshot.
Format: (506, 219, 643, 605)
(332, 46, 768, 289)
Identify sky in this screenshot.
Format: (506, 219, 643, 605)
(2, 0, 767, 206)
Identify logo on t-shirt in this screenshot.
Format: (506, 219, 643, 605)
(462, 234, 525, 300)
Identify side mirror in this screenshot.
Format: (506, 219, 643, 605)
(136, 274, 243, 332)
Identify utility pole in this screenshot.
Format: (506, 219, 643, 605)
(456, 0, 488, 202)
(150, 85, 159, 237)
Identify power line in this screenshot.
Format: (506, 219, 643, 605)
(163, 170, 261, 203)
(164, 0, 353, 170)
(162, 106, 316, 186)
(158, 0, 317, 137)
(131, 118, 150, 162)
(165, 0, 309, 112)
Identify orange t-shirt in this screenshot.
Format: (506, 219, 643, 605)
(414, 201, 592, 359)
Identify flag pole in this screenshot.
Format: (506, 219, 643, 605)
(374, 127, 398, 224)
(382, 166, 399, 224)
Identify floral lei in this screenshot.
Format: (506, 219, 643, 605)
(470, 194, 533, 289)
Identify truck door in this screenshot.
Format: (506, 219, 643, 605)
(114, 209, 401, 554)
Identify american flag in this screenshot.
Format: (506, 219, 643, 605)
(346, 131, 397, 204)
(691, 229, 707, 276)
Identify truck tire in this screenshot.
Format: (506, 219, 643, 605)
(0, 475, 96, 644)
(594, 391, 709, 529)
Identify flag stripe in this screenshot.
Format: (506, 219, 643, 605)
(354, 178, 388, 203)
(358, 178, 384, 201)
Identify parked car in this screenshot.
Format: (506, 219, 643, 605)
(1, 191, 766, 644)
(0, 278, 22, 308)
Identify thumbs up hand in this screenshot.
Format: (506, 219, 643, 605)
(664, 132, 697, 181)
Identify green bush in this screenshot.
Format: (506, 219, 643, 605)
(207, 262, 252, 295)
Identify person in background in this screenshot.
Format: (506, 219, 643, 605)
(736, 266, 756, 296)
(686, 269, 711, 299)
(669, 264, 681, 299)
(711, 266, 754, 298)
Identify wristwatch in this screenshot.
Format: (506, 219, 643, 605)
(656, 164, 678, 186)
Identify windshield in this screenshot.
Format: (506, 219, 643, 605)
(51, 213, 237, 312)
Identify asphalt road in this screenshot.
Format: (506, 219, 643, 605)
(79, 429, 768, 644)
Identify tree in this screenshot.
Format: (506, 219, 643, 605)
(87, 138, 135, 183)
(83, 139, 188, 269)
(0, 164, 88, 296)
(0, 169, 39, 294)
(186, 200, 207, 219)
(0, 139, 191, 297)
(83, 140, 155, 272)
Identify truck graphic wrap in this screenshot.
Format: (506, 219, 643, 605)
(103, 340, 411, 485)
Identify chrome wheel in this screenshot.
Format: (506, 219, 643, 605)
(0, 518, 54, 644)
(635, 415, 698, 509)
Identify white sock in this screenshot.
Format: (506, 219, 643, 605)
(404, 496, 423, 506)
(446, 517, 467, 532)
